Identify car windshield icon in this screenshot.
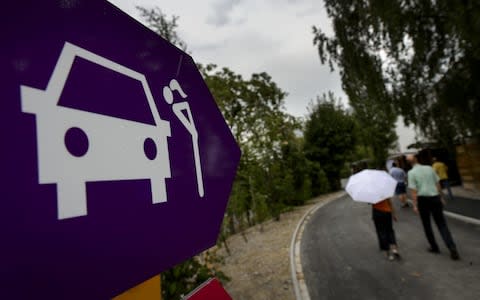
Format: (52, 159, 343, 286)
(21, 42, 172, 220)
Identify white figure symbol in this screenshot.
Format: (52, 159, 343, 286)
(163, 79, 204, 198)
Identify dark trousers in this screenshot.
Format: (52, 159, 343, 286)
(418, 195, 456, 250)
(440, 179, 454, 201)
(372, 209, 396, 251)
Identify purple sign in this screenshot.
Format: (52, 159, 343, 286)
(1, 1, 240, 299)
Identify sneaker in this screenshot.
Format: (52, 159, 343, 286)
(387, 251, 395, 261)
(427, 247, 440, 254)
(391, 249, 401, 260)
(450, 249, 460, 260)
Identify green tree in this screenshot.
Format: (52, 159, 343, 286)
(136, 6, 188, 52)
(161, 253, 229, 300)
(303, 93, 357, 191)
(313, 0, 480, 149)
(350, 94, 398, 167)
(200, 64, 312, 226)
(279, 134, 314, 206)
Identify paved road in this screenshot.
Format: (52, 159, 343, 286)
(445, 196, 480, 220)
(301, 195, 480, 300)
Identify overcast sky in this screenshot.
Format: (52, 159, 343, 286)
(108, 0, 416, 152)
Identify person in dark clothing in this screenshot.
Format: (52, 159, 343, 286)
(406, 154, 460, 260)
(372, 198, 400, 261)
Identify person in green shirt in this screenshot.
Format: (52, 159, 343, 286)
(406, 154, 460, 260)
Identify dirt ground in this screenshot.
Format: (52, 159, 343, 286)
(216, 191, 345, 300)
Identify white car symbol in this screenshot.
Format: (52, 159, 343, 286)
(21, 42, 172, 220)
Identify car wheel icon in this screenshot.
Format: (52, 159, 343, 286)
(144, 137, 157, 160)
(65, 127, 89, 157)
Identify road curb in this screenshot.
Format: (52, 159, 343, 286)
(444, 211, 480, 226)
(290, 192, 346, 300)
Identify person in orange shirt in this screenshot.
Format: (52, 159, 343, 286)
(372, 198, 401, 261)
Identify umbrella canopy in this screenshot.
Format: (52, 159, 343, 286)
(346, 169, 398, 204)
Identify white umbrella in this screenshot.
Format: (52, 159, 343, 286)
(346, 169, 397, 204)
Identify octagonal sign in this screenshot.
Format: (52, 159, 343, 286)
(0, 1, 240, 299)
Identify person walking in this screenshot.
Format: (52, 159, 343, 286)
(389, 162, 409, 207)
(372, 198, 401, 261)
(432, 157, 454, 201)
(406, 154, 460, 260)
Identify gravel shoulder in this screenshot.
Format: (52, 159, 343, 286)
(216, 191, 345, 300)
